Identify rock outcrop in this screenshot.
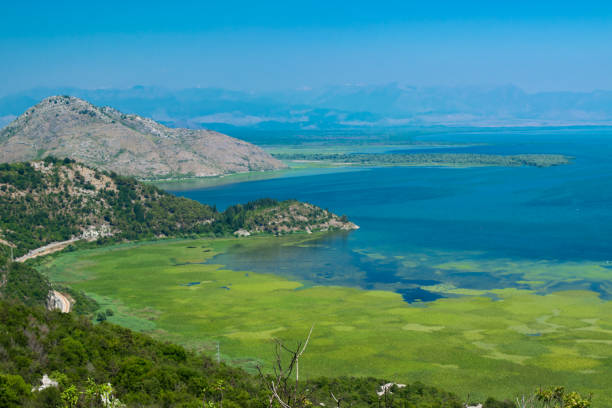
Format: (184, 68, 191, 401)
(46, 290, 72, 313)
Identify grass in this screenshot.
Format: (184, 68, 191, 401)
(38, 235, 612, 405)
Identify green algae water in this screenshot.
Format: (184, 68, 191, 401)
(172, 127, 612, 301)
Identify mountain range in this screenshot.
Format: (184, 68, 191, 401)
(2, 84, 612, 131)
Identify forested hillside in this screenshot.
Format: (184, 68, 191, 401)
(0, 246, 51, 307)
(2, 285, 588, 407)
(0, 296, 471, 408)
(0, 158, 354, 257)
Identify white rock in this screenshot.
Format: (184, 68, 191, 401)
(376, 382, 406, 396)
(32, 374, 58, 392)
(233, 229, 251, 237)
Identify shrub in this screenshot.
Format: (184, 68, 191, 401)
(0, 373, 31, 408)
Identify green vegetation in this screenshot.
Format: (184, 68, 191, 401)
(0, 157, 214, 256)
(53, 285, 99, 315)
(154, 143, 569, 190)
(0, 158, 349, 257)
(272, 152, 572, 168)
(0, 299, 264, 407)
(0, 299, 469, 407)
(0, 262, 50, 306)
(221, 199, 355, 235)
(534, 386, 592, 408)
(38, 236, 610, 405)
(0, 245, 50, 307)
(0, 157, 600, 406)
(2, 242, 467, 407)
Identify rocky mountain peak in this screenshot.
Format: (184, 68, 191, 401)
(0, 96, 286, 178)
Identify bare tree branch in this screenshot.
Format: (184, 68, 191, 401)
(331, 391, 342, 407)
(257, 326, 315, 408)
(295, 325, 314, 391)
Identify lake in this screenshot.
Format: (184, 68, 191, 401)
(171, 127, 612, 302)
(40, 126, 612, 402)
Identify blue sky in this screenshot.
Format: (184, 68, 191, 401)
(1, 1, 612, 94)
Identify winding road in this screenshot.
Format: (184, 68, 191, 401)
(14, 238, 79, 263)
(5, 239, 76, 313)
(49, 290, 72, 313)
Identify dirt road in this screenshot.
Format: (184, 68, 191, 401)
(15, 238, 79, 263)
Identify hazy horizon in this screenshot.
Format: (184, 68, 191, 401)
(2, 1, 612, 95)
(3, 82, 612, 130)
(6, 81, 612, 97)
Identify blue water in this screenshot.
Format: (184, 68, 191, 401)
(171, 128, 612, 300)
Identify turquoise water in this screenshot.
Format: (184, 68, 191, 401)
(171, 128, 612, 301)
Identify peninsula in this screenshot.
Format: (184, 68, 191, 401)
(274, 152, 573, 168)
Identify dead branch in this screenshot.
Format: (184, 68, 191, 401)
(257, 326, 315, 408)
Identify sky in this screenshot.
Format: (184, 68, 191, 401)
(1, 1, 612, 95)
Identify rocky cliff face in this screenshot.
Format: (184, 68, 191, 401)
(0, 96, 286, 178)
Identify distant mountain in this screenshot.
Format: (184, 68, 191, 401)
(0, 96, 285, 178)
(1, 85, 612, 131)
(303, 83, 612, 126)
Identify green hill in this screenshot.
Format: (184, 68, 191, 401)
(0, 290, 467, 407)
(0, 158, 355, 258)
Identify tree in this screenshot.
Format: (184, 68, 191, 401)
(534, 386, 591, 408)
(99, 382, 125, 408)
(258, 326, 314, 408)
(202, 379, 227, 408)
(0, 373, 31, 408)
(61, 385, 79, 408)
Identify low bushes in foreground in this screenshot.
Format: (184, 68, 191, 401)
(0, 298, 593, 407)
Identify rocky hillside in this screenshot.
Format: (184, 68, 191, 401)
(0, 158, 215, 256)
(0, 95, 286, 178)
(0, 159, 355, 257)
